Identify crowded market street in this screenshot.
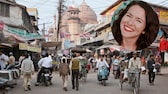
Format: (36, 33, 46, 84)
(6, 67, 168, 94)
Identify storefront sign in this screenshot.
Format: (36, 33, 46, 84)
(19, 43, 28, 50)
(159, 10, 168, 25)
(19, 43, 41, 53)
(28, 46, 41, 53)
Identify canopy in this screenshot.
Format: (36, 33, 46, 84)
(96, 44, 121, 52)
(41, 42, 61, 47)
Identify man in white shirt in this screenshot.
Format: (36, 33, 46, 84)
(35, 53, 52, 85)
(21, 53, 34, 91)
(96, 55, 109, 71)
(0, 49, 9, 70)
(128, 52, 141, 70)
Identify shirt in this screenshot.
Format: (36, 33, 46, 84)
(96, 59, 109, 69)
(113, 59, 120, 65)
(128, 57, 141, 69)
(38, 57, 52, 68)
(9, 56, 15, 64)
(69, 57, 81, 71)
(0, 54, 9, 70)
(21, 58, 34, 73)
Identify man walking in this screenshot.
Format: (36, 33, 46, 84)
(147, 54, 156, 85)
(21, 53, 35, 91)
(59, 58, 70, 91)
(69, 53, 80, 91)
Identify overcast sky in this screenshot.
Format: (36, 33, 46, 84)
(15, 0, 168, 31)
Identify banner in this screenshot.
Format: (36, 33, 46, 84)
(19, 43, 41, 53)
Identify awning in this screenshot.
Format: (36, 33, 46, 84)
(96, 44, 121, 52)
(42, 42, 61, 47)
(3, 25, 43, 41)
(0, 42, 18, 48)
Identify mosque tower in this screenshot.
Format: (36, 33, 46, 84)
(67, 6, 81, 45)
(60, 0, 97, 49)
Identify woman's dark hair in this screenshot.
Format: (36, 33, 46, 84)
(112, 1, 159, 50)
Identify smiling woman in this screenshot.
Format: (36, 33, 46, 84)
(111, 0, 159, 51)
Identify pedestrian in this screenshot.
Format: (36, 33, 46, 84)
(0, 49, 9, 70)
(21, 53, 35, 91)
(147, 54, 156, 85)
(69, 53, 80, 91)
(59, 58, 70, 91)
(111, 0, 159, 51)
(61, 54, 67, 64)
(19, 53, 26, 67)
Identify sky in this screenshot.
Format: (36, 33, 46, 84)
(15, 0, 116, 31)
(15, 0, 168, 31)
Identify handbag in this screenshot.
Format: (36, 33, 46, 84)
(153, 68, 157, 72)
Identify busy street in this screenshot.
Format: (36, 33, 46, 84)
(3, 67, 168, 94)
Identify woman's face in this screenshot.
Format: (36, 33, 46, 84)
(120, 5, 146, 40)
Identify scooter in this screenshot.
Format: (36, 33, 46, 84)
(97, 66, 109, 86)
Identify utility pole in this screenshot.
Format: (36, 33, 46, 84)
(56, 0, 65, 42)
(42, 23, 45, 36)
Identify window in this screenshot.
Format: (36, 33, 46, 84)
(0, 3, 10, 17)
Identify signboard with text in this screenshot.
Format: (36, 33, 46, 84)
(19, 43, 41, 53)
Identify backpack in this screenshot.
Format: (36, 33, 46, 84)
(60, 63, 69, 76)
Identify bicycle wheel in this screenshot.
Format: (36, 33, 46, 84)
(133, 78, 139, 94)
(84, 72, 87, 82)
(119, 79, 123, 90)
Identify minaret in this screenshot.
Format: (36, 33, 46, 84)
(67, 6, 81, 45)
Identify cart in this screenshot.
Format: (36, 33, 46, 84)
(119, 68, 140, 94)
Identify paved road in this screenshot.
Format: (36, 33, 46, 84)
(5, 67, 168, 94)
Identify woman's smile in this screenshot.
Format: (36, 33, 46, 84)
(123, 25, 134, 32)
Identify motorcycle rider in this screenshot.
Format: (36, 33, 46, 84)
(35, 52, 53, 85)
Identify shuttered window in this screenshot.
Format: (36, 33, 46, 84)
(0, 3, 10, 17)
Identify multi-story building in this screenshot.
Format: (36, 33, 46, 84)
(0, 0, 42, 58)
(27, 8, 39, 31)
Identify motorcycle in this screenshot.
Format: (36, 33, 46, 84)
(97, 66, 109, 86)
(113, 65, 120, 79)
(38, 68, 52, 86)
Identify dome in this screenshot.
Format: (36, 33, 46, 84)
(78, 1, 98, 24)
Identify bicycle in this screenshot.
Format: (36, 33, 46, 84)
(79, 64, 88, 82)
(119, 68, 140, 94)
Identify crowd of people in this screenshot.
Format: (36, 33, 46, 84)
(0, 47, 164, 92)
